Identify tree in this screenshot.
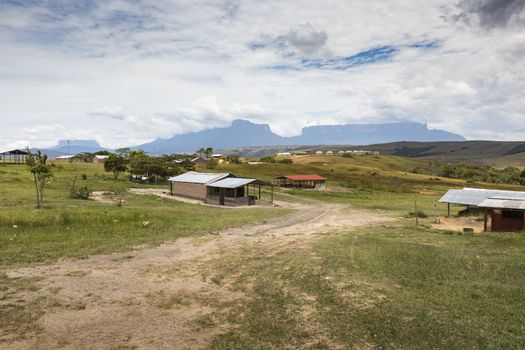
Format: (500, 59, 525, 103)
(104, 154, 128, 179)
(196, 147, 206, 158)
(205, 147, 214, 158)
(26, 149, 53, 208)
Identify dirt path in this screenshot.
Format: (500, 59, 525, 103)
(2, 199, 391, 350)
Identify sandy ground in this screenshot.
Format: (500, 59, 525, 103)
(127, 188, 275, 208)
(2, 199, 391, 350)
(431, 216, 484, 233)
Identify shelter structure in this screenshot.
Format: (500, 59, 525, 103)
(274, 175, 326, 189)
(168, 171, 273, 206)
(0, 149, 28, 164)
(439, 187, 525, 232)
(93, 155, 108, 164)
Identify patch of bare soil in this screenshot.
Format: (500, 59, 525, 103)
(1, 200, 392, 350)
(432, 216, 484, 233)
(90, 191, 124, 204)
(127, 188, 275, 208)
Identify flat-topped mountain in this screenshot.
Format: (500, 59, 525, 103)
(137, 119, 465, 154)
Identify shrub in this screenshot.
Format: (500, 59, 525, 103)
(69, 176, 91, 200)
(406, 211, 429, 218)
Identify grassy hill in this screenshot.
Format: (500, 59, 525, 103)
(222, 140, 525, 167)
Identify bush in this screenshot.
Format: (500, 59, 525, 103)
(277, 159, 293, 164)
(406, 211, 428, 218)
(206, 160, 218, 169)
(69, 176, 91, 200)
(81, 174, 87, 180)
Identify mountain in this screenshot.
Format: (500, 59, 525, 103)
(292, 122, 465, 144)
(137, 119, 465, 154)
(137, 119, 285, 154)
(47, 139, 107, 155)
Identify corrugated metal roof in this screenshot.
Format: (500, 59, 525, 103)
(439, 187, 525, 206)
(207, 177, 260, 188)
(278, 175, 326, 181)
(478, 198, 525, 210)
(168, 171, 230, 184)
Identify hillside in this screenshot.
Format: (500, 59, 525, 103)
(223, 140, 525, 166)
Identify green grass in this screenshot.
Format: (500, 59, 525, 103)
(205, 224, 525, 349)
(0, 164, 288, 267)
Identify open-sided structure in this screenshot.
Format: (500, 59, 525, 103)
(439, 188, 525, 232)
(168, 171, 273, 206)
(0, 149, 28, 164)
(274, 175, 326, 189)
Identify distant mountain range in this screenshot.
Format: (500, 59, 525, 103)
(136, 119, 465, 154)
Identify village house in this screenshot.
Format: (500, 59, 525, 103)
(92, 155, 109, 164)
(440, 187, 525, 232)
(0, 149, 28, 164)
(274, 175, 326, 189)
(168, 171, 273, 206)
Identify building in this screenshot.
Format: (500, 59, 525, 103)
(439, 187, 525, 232)
(191, 157, 209, 167)
(276, 152, 292, 158)
(55, 155, 75, 162)
(0, 149, 28, 164)
(168, 171, 273, 206)
(315, 151, 323, 155)
(93, 155, 109, 164)
(274, 175, 326, 189)
(326, 151, 334, 156)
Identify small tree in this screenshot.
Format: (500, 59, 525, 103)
(26, 149, 53, 208)
(104, 154, 127, 179)
(204, 147, 214, 158)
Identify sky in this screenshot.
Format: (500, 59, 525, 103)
(0, 0, 524, 149)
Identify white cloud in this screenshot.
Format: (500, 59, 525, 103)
(0, 0, 524, 149)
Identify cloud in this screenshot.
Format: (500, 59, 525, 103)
(256, 23, 331, 58)
(452, 0, 525, 28)
(0, 0, 525, 148)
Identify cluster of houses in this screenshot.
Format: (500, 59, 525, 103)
(276, 150, 379, 158)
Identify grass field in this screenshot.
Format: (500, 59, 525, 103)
(2, 155, 525, 349)
(0, 163, 286, 267)
(205, 223, 525, 349)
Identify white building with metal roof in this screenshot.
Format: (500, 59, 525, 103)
(168, 172, 273, 206)
(439, 187, 525, 232)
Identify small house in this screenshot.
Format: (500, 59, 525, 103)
(191, 157, 209, 167)
(276, 152, 292, 158)
(168, 171, 273, 206)
(274, 175, 326, 189)
(326, 151, 334, 156)
(93, 155, 109, 164)
(439, 187, 525, 232)
(0, 149, 28, 164)
(315, 151, 323, 155)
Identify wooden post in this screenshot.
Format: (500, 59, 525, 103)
(271, 185, 274, 204)
(447, 203, 450, 217)
(483, 209, 488, 232)
(258, 185, 261, 199)
(414, 200, 419, 225)
(169, 181, 173, 195)
(434, 202, 438, 224)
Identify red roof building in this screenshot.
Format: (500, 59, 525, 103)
(274, 175, 326, 189)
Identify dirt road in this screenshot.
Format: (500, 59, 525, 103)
(2, 198, 390, 350)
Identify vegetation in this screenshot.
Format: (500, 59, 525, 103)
(0, 163, 286, 267)
(25, 149, 53, 208)
(3, 154, 525, 348)
(103, 154, 128, 179)
(411, 161, 525, 185)
(68, 175, 91, 200)
(206, 223, 525, 349)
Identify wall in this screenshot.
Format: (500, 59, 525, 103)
(491, 209, 525, 232)
(171, 182, 207, 200)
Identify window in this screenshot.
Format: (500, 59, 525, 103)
(502, 210, 524, 219)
